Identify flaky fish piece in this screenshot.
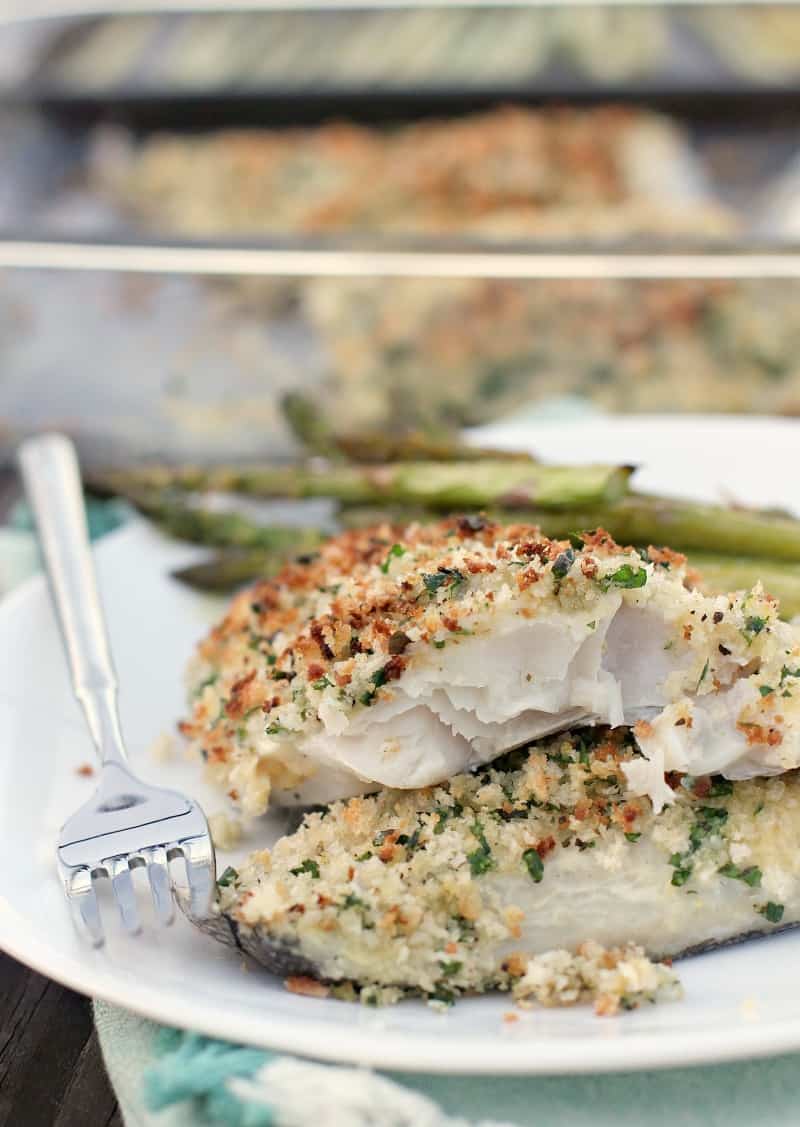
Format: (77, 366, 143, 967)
(204, 730, 800, 1004)
(181, 519, 800, 814)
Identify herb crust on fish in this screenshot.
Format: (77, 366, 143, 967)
(181, 519, 800, 814)
(208, 729, 800, 1007)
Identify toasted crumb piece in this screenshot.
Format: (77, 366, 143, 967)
(148, 731, 176, 763)
(503, 1012, 520, 1024)
(739, 996, 759, 1021)
(208, 811, 244, 851)
(285, 976, 330, 999)
(512, 941, 681, 1015)
(360, 985, 404, 1007)
(75, 763, 94, 777)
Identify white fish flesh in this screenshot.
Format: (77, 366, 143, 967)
(181, 520, 800, 814)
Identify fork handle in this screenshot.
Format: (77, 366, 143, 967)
(18, 433, 128, 766)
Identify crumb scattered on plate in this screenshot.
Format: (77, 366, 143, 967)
(148, 731, 176, 763)
(208, 810, 244, 851)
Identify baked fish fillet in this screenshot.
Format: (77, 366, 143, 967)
(204, 729, 800, 1005)
(181, 518, 800, 813)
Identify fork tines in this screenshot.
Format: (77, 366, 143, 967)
(61, 831, 215, 947)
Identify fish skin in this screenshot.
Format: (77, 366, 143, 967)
(193, 910, 800, 985)
(182, 894, 323, 980)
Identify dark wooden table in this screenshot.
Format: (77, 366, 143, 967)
(0, 954, 121, 1126)
(0, 473, 122, 1126)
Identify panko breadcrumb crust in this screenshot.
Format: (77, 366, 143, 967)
(180, 518, 796, 814)
(211, 730, 800, 1010)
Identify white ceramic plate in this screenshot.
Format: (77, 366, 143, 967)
(4, 415, 800, 1075)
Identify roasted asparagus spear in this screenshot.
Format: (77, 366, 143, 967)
(688, 554, 800, 618)
(169, 538, 800, 618)
(498, 495, 800, 565)
(172, 549, 298, 591)
(139, 491, 800, 565)
(124, 489, 326, 553)
(280, 392, 537, 464)
(88, 459, 632, 511)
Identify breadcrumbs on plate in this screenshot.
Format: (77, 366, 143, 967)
(511, 941, 680, 1014)
(285, 976, 330, 999)
(148, 731, 176, 763)
(208, 811, 244, 852)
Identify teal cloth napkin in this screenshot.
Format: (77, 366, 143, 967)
(94, 998, 800, 1127)
(5, 478, 800, 1126)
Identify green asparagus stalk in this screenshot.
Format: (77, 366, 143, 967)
(126, 489, 326, 553)
(280, 391, 536, 463)
(339, 495, 800, 566)
(687, 554, 800, 619)
(281, 392, 341, 459)
(333, 432, 538, 464)
(120, 484, 800, 565)
(87, 460, 632, 511)
(172, 549, 298, 591)
(171, 543, 800, 618)
(497, 495, 800, 564)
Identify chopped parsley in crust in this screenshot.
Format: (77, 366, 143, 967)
(181, 518, 800, 815)
(213, 729, 800, 1006)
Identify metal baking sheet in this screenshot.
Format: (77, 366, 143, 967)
(1, 5, 800, 465)
(9, 6, 800, 126)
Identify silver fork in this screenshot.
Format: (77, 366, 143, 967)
(18, 433, 216, 946)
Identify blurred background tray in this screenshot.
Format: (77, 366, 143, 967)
(1, 3, 800, 240)
(14, 4, 800, 119)
(1, 3, 800, 465)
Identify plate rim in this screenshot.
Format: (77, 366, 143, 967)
(7, 859, 800, 1076)
(6, 813, 800, 1075)
(5, 417, 800, 1073)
